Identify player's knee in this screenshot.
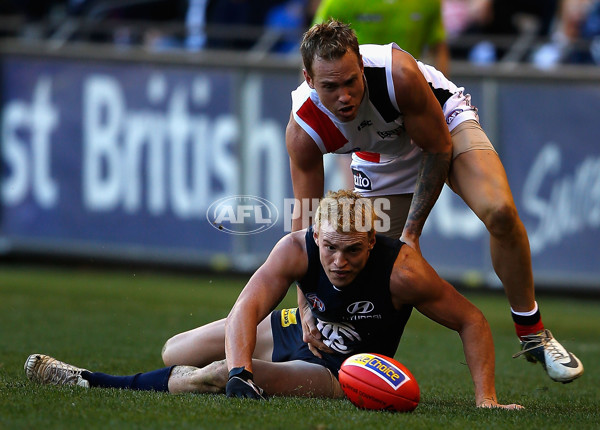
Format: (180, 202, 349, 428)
(161, 337, 176, 366)
(484, 202, 519, 238)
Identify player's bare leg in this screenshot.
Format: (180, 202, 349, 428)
(449, 148, 535, 312)
(162, 316, 274, 367)
(162, 319, 227, 367)
(449, 146, 583, 382)
(168, 359, 344, 398)
(168, 360, 228, 394)
(252, 360, 344, 398)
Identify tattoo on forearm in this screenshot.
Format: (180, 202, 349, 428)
(404, 151, 451, 237)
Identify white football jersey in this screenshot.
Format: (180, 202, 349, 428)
(291, 43, 478, 196)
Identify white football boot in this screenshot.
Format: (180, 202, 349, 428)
(513, 329, 584, 383)
(24, 354, 90, 388)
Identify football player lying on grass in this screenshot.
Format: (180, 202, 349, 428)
(25, 190, 522, 409)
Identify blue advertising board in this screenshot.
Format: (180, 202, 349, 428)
(1, 54, 598, 287)
(499, 82, 600, 284)
(0, 56, 293, 266)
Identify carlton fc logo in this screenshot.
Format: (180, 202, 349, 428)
(307, 293, 325, 312)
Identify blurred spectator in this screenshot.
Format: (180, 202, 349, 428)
(312, 0, 449, 74)
(185, 0, 208, 50)
(442, 0, 492, 39)
(264, 0, 312, 53)
(186, 0, 288, 51)
(66, 0, 186, 21)
(5, 0, 67, 39)
(4, 0, 187, 47)
(582, 0, 600, 62)
(67, 0, 187, 48)
(3, 0, 311, 53)
(531, 0, 600, 67)
(445, 0, 560, 64)
(481, 0, 558, 36)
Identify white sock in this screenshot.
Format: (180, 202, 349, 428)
(511, 301, 538, 316)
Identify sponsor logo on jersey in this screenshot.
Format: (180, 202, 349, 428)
(280, 308, 297, 327)
(376, 125, 403, 139)
(346, 300, 382, 321)
(445, 106, 478, 125)
(347, 301, 374, 314)
(357, 120, 373, 131)
(307, 293, 325, 311)
(317, 319, 361, 353)
(352, 169, 372, 190)
(446, 108, 464, 125)
(344, 354, 410, 390)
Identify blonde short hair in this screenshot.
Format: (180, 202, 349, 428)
(314, 190, 377, 239)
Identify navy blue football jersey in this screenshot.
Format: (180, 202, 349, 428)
(298, 226, 413, 358)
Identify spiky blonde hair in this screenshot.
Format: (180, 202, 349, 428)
(314, 189, 377, 239)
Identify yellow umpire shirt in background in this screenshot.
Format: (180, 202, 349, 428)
(313, 0, 446, 59)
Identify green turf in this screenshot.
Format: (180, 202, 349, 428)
(0, 264, 598, 429)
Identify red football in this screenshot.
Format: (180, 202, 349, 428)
(339, 353, 420, 412)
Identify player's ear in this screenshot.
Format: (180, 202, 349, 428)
(313, 229, 319, 245)
(303, 69, 315, 89)
(368, 234, 376, 251)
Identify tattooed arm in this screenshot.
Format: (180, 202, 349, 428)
(391, 49, 452, 251)
(402, 151, 451, 252)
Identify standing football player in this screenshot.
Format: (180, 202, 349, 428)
(286, 19, 583, 383)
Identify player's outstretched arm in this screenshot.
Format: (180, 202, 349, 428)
(389, 245, 523, 409)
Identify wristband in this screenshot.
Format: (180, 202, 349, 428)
(228, 366, 253, 381)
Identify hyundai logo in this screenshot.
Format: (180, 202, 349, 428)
(206, 195, 279, 235)
(347, 301, 375, 314)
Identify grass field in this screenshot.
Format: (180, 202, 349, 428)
(1, 264, 598, 429)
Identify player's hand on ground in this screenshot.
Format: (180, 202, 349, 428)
(300, 303, 334, 358)
(226, 368, 266, 400)
(477, 398, 524, 410)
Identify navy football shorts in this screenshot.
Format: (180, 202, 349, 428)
(270, 308, 346, 378)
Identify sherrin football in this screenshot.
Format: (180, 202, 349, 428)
(339, 353, 420, 412)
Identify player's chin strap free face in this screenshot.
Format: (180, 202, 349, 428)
(225, 367, 267, 400)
